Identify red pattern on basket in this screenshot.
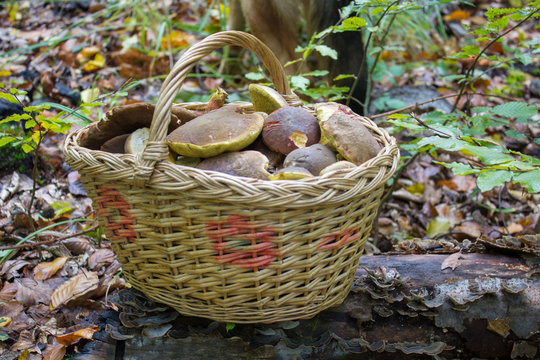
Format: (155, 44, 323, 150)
(206, 215, 278, 269)
(317, 228, 360, 250)
(95, 186, 137, 243)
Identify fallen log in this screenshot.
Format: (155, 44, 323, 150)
(77, 253, 540, 359)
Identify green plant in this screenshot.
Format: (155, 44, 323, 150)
(388, 100, 539, 194)
(0, 85, 92, 233)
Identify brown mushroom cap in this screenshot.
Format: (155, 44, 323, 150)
(315, 103, 380, 165)
(262, 106, 320, 155)
(167, 107, 266, 158)
(283, 144, 337, 176)
(196, 151, 270, 180)
(100, 134, 129, 153)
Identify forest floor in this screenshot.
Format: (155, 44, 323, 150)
(0, 1, 538, 359)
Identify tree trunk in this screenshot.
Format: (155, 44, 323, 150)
(78, 253, 540, 360)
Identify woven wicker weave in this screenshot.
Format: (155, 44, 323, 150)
(62, 31, 399, 323)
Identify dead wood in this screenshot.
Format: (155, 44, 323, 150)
(76, 253, 540, 360)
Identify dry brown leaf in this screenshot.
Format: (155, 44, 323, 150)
(10, 330, 35, 352)
(455, 221, 482, 240)
(0, 260, 32, 280)
(441, 252, 463, 271)
(0, 282, 18, 300)
(61, 237, 94, 255)
(15, 278, 55, 306)
(444, 9, 470, 21)
(42, 343, 66, 360)
(87, 249, 115, 270)
(33, 257, 68, 281)
(50, 271, 99, 309)
(506, 223, 524, 235)
(55, 326, 100, 346)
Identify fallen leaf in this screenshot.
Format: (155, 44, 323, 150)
(34, 257, 68, 280)
(80, 88, 100, 103)
(10, 330, 34, 351)
(405, 183, 424, 195)
(17, 349, 28, 360)
(160, 30, 195, 49)
(0, 282, 18, 300)
(83, 53, 106, 72)
(505, 222, 524, 235)
(42, 343, 66, 360)
(15, 278, 56, 306)
(0, 316, 12, 327)
(426, 217, 453, 238)
(50, 271, 99, 309)
(454, 221, 482, 240)
(87, 249, 115, 270)
(61, 237, 93, 255)
(444, 10, 469, 21)
(55, 326, 100, 346)
(441, 252, 462, 271)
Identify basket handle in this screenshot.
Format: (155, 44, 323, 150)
(134, 30, 300, 187)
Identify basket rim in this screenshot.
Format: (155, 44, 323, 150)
(63, 101, 399, 209)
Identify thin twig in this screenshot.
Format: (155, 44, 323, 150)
(411, 114, 453, 138)
(0, 223, 100, 251)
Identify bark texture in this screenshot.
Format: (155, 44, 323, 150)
(77, 253, 540, 360)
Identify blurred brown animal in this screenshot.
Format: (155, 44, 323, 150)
(227, 0, 367, 113)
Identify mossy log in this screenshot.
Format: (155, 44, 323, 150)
(78, 253, 540, 360)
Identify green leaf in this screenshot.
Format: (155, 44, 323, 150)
(438, 161, 481, 175)
(314, 45, 337, 60)
(476, 170, 513, 192)
(368, 46, 382, 56)
(302, 70, 328, 77)
(290, 75, 310, 91)
(21, 143, 33, 153)
(226, 323, 235, 332)
(491, 102, 537, 119)
(0, 137, 16, 147)
(515, 52, 532, 65)
(245, 72, 265, 81)
(389, 65, 404, 77)
(505, 130, 525, 140)
(51, 201, 74, 217)
(0, 113, 31, 124)
(341, 17, 367, 30)
(514, 169, 540, 193)
(0, 92, 18, 104)
(465, 144, 515, 165)
(36, 102, 93, 125)
(24, 119, 36, 129)
(10, 88, 27, 96)
(387, 114, 409, 119)
(333, 74, 354, 81)
(442, 74, 466, 82)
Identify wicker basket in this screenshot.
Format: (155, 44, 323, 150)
(63, 31, 399, 323)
